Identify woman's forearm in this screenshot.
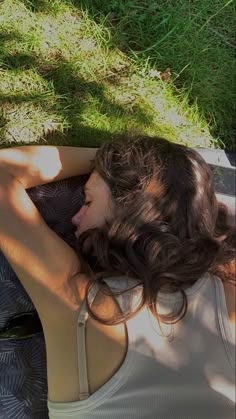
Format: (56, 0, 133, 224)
(0, 146, 98, 189)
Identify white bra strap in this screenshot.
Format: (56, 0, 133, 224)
(77, 281, 102, 401)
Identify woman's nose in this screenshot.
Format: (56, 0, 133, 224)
(71, 206, 87, 226)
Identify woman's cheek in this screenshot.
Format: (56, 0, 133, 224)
(79, 208, 107, 235)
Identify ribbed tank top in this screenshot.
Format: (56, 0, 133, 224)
(48, 273, 235, 419)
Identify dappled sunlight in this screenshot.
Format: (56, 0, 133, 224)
(0, 0, 217, 147)
(165, 106, 187, 127)
(81, 0, 235, 147)
(79, 39, 97, 54)
(0, 101, 66, 144)
(0, 177, 85, 314)
(128, 304, 191, 370)
(30, 147, 62, 182)
(146, 89, 213, 147)
(0, 230, 81, 312)
(0, 0, 37, 35)
(190, 158, 207, 199)
(192, 163, 202, 182)
(205, 372, 235, 403)
(0, 69, 51, 95)
(194, 169, 204, 196)
(126, 295, 235, 413)
(36, 9, 111, 72)
(40, 19, 60, 52)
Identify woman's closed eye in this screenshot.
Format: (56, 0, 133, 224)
(82, 190, 92, 207)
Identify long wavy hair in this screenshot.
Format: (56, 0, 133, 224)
(77, 135, 235, 326)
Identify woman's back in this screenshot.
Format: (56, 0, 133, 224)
(1, 136, 235, 418)
(48, 273, 235, 419)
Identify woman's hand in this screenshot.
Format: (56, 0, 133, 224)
(0, 146, 98, 189)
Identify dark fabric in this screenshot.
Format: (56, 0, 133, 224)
(0, 155, 235, 419)
(0, 175, 88, 419)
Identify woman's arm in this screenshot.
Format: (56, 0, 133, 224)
(0, 168, 88, 320)
(0, 145, 98, 189)
(0, 166, 92, 400)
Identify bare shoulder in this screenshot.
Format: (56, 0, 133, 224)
(44, 272, 128, 402)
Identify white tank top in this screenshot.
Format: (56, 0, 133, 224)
(48, 273, 235, 419)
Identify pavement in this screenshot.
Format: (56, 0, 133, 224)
(196, 149, 235, 223)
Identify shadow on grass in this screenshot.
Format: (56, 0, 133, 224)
(0, 31, 25, 43)
(2, 53, 37, 70)
(0, 33, 154, 146)
(0, 31, 39, 70)
(18, 0, 66, 13)
(18, 0, 236, 149)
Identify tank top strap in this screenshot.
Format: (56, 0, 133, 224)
(77, 281, 101, 401)
(77, 276, 142, 401)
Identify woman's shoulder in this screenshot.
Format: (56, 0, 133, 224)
(198, 272, 235, 343)
(91, 273, 235, 337)
(204, 272, 235, 342)
(91, 276, 143, 318)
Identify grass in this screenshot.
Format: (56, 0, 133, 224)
(0, 0, 235, 149)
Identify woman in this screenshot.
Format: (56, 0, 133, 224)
(0, 136, 235, 419)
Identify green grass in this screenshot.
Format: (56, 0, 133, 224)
(0, 0, 235, 149)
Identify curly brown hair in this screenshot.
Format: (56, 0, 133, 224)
(77, 135, 235, 326)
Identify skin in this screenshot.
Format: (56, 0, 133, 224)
(71, 171, 236, 342)
(71, 170, 115, 238)
(0, 155, 234, 405)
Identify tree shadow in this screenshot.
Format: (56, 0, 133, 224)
(3, 1, 234, 148)
(0, 31, 38, 70)
(0, 31, 24, 43)
(37, 0, 234, 148)
(17, 0, 62, 14)
(0, 30, 154, 146)
(1, 53, 36, 70)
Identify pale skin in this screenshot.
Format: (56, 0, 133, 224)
(0, 145, 235, 404)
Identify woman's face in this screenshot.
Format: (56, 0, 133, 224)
(71, 171, 115, 238)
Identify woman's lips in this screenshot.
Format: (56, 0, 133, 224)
(74, 226, 80, 238)
(71, 210, 81, 238)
